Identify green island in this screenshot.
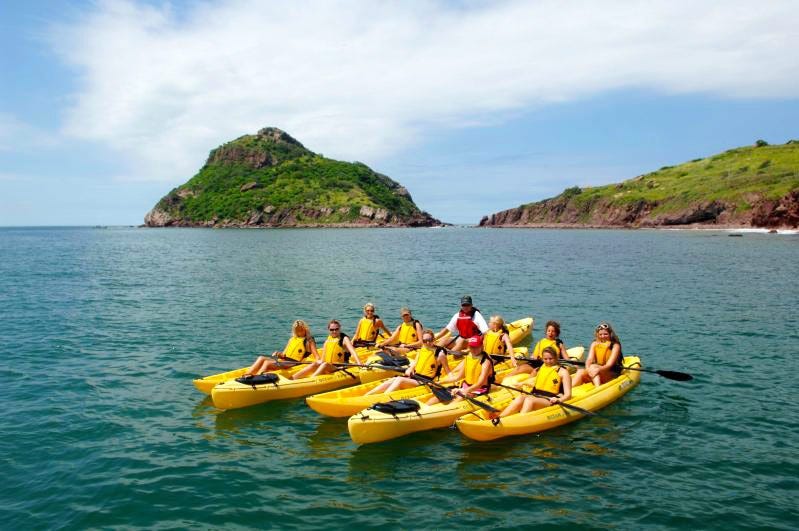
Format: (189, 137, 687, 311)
(480, 140, 799, 228)
(144, 127, 440, 227)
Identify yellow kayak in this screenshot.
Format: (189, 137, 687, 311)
(211, 364, 364, 410)
(357, 317, 534, 384)
(307, 358, 519, 418)
(455, 356, 642, 441)
(346, 373, 531, 445)
(193, 344, 379, 396)
(193, 367, 250, 395)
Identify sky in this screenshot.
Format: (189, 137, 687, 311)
(1, 0, 798, 226)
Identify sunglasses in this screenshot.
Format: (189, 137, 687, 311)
(329, 327, 340, 332)
(422, 337, 434, 342)
(596, 323, 610, 331)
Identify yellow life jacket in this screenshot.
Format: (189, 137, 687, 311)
(482, 329, 507, 355)
(414, 346, 440, 379)
(323, 334, 348, 364)
(595, 341, 616, 365)
(355, 317, 379, 342)
(397, 320, 419, 344)
(532, 337, 560, 360)
(464, 352, 492, 386)
(283, 336, 309, 362)
(533, 364, 562, 395)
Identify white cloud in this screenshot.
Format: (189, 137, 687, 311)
(52, 0, 799, 184)
(0, 113, 57, 152)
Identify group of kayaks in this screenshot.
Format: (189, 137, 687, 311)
(193, 317, 643, 444)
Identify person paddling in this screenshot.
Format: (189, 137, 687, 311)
(352, 303, 391, 346)
(427, 335, 494, 405)
(376, 307, 424, 355)
(291, 320, 362, 379)
(572, 322, 623, 387)
(365, 329, 444, 395)
(497, 346, 572, 417)
(434, 295, 489, 352)
(244, 320, 318, 376)
(503, 320, 567, 379)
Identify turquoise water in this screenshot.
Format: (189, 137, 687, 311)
(1, 227, 797, 530)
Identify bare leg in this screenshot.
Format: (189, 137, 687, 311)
(291, 362, 319, 380)
(385, 377, 420, 393)
(499, 395, 526, 417)
(365, 378, 395, 396)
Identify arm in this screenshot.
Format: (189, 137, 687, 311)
(405, 357, 419, 377)
(585, 341, 598, 366)
(378, 325, 401, 347)
(275, 338, 293, 359)
(435, 314, 458, 339)
(557, 339, 569, 360)
(440, 359, 465, 384)
(308, 338, 320, 361)
(502, 333, 516, 367)
(602, 343, 622, 371)
(343, 336, 362, 365)
(551, 367, 572, 403)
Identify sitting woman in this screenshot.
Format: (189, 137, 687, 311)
(291, 320, 362, 379)
(498, 346, 572, 417)
(427, 335, 494, 405)
(504, 320, 567, 378)
(351, 303, 391, 346)
(572, 321, 623, 387)
(365, 329, 444, 395)
(376, 307, 424, 355)
(244, 320, 318, 376)
(482, 315, 516, 362)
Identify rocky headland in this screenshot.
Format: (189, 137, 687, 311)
(480, 141, 799, 229)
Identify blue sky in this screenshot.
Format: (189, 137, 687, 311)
(1, 0, 798, 225)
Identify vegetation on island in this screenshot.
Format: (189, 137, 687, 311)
(145, 128, 439, 227)
(481, 140, 799, 228)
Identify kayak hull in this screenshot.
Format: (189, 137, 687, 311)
(193, 367, 249, 395)
(211, 366, 363, 410)
(455, 356, 642, 441)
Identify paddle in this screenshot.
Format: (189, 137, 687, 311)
(491, 381, 596, 416)
(489, 353, 544, 368)
(560, 359, 693, 382)
(414, 374, 499, 414)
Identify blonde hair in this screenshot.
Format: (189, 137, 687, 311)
(422, 328, 435, 340)
(363, 303, 376, 313)
(292, 320, 311, 337)
(489, 315, 505, 328)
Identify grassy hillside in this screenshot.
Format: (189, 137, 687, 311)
(489, 140, 799, 227)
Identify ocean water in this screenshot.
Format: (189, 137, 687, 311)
(1, 226, 797, 530)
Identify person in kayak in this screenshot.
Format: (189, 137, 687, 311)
(291, 320, 362, 379)
(244, 319, 318, 376)
(434, 295, 489, 352)
(572, 321, 623, 387)
(482, 315, 516, 362)
(427, 335, 494, 405)
(502, 320, 567, 379)
(376, 307, 424, 355)
(496, 346, 572, 417)
(352, 303, 391, 346)
(365, 329, 444, 395)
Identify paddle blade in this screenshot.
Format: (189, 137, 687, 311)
(466, 396, 499, 413)
(430, 385, 453, 403)
(656, 370, 693, 381)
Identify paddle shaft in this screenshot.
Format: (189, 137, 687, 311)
(559, 359, 693, 381)
(491, 382, 595, 416)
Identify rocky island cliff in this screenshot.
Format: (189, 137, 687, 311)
(480, 141, 799, 229)
(145, 128, 440, 227)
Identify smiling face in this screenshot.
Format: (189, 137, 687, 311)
(546, 325, 557, 339)
(489, 318, 500, 331)
(401, 311, 412, 321)
(364, 305, 375, 317)
(597, 328, 610, 342)
(542, 349, 558, 366)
